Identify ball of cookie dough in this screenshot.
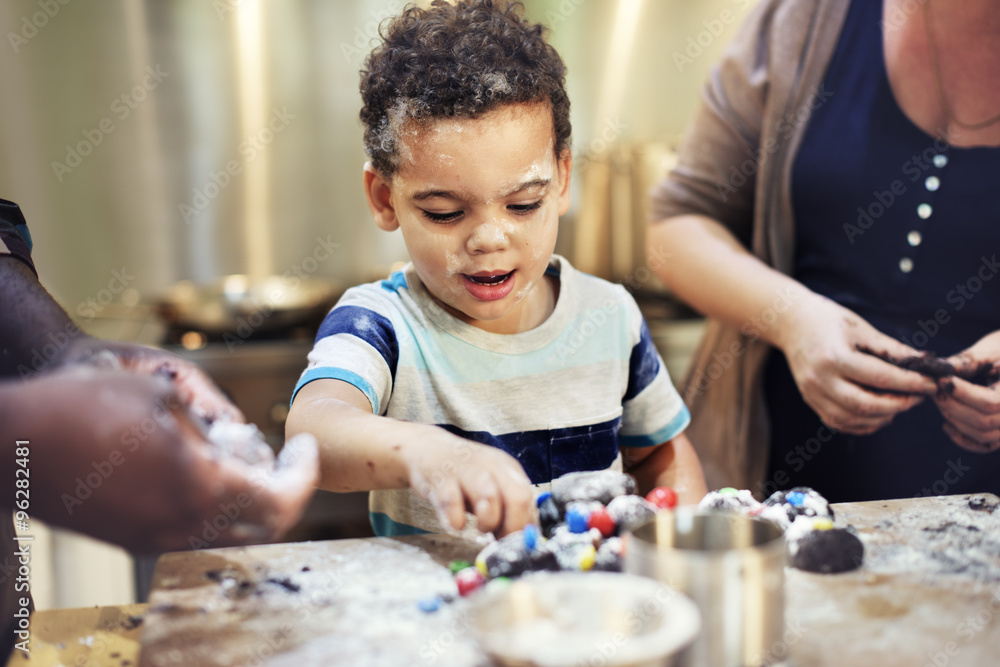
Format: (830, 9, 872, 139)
(537, 493, 562, 538)
(763, 487, 834, 527)
(698, 487, 761, 514)
(551, 470, 637, 509)
(606, 494, 657, 535)
(592, 537, 624, 572)
(789, 527, 864, 574)
(477, 530, 559, 579)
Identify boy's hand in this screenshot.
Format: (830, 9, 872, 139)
(401, 433, 534, 537)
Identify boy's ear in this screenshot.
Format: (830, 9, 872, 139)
(556, 148, 573, 216)
(363, 163, 400, 231)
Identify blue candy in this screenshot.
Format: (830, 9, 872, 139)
(536, 491, 553, 508)
(418, 596, 442, 613)
(566, 508, 590, 534)
(786, 491, 806, 507)
(524, 524, 540, 550)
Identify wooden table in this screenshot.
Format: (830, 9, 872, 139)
(11, 494, 1000, 666)
(4, 603, 147, 667)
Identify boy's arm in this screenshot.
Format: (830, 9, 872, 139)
(286, 378, 535, 536)
(621, 433, 707, 506)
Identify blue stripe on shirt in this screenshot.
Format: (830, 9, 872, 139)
(291, 367, 380, 414)
(439, 417, 621, 484)
(619, 404, 691, 448)
(370, 512, 431, 537)
(380, 271, 408, 293)
(624, 319, 660, 400)
(315, 305, 399, 380)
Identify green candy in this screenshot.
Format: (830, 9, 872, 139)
(718, 487, 739, 497)
(448, 559, 472, 575)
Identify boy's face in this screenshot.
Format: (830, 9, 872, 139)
(364, 102, 572, 334)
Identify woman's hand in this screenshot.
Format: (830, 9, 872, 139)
(777, 295, 938, 434)
(400, 431, 535, 537)
(934, 331, 1000, 453)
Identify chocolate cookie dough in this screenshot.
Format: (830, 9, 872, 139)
(789, 527, 865, 574)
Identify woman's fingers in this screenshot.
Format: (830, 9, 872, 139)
(846, 344, 939, 396)
(801, 368, 924, 434)
(935, 377, 1000, 450)
(943, 421, 1000, 454)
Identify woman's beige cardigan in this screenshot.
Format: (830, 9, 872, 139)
(650, 0, 852, 492)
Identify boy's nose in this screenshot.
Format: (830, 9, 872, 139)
(466, 217, 511, 254)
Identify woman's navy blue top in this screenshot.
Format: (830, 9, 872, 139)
(764, 0, 1000, 501)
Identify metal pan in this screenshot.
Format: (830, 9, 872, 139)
(154, 274, 341, 340)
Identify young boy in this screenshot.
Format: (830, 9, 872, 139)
(286, 0, 706, 537)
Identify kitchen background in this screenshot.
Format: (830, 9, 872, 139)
(0, 0, 755, 609)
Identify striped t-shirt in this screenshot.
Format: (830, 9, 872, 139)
(293, 255, 690, 535)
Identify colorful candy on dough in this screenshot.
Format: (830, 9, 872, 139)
(698, 485, 862, 574)
(458, 471, 677, 593)
(645, 486, 678, 510)
(454, 567, 487, 597)
(417, 595, 442, 612)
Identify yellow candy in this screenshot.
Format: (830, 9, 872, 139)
(812, 518, 834, 531)
(475, 555, 488, 577)
(579, 545, 597, 571)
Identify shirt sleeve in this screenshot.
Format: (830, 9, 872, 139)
(619, 294, 690, 448)
(291, 285, 399, 415)
(648, 0, 782, 243)
(0, 199, 36, 275)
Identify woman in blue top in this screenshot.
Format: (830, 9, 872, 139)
(649, 0, 1000, 502)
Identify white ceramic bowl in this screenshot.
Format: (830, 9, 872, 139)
(468, 571, 701, 667)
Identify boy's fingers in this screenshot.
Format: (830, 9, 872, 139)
(429, 479, 466, 531)
(465, 471, 502, 533)
(497, 478, 534, 538)
(498, 459, 532, 488)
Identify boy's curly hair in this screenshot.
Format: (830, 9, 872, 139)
(360, 0, 571, 178)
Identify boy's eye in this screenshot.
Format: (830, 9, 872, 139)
(421, 209, 463, 223)
(508, 201, 543, 215)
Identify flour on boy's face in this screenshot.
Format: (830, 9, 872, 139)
(388, 102, 571, 335)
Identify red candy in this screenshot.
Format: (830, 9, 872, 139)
(645, 486, 678, 510)
(455, 567, 486, 597)
(587, 508, 616, 537)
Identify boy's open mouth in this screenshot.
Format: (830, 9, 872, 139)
(464, 271, 514, 286)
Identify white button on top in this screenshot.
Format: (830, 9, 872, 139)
(925, 176, 940, 191)
(917, 203, 933, 219)
(900, 257, 914, 273)
(907, 230, 922, 246)
(933, 154, 948, 168)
